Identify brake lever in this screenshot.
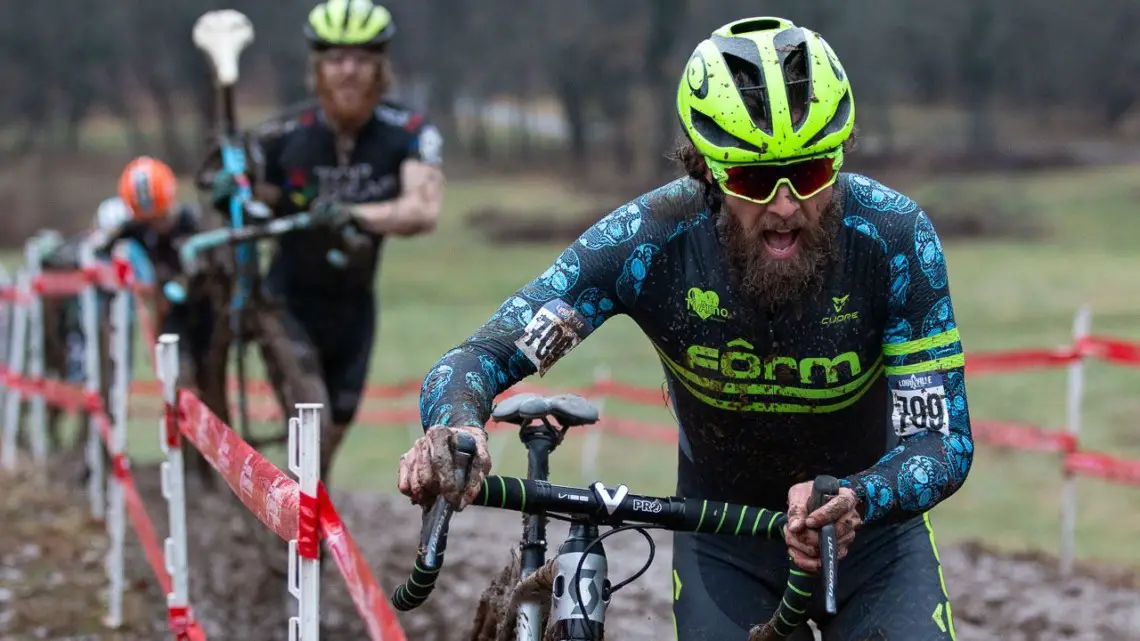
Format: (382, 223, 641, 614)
(421, 432, 477, 566)
(808, 474, 841, 615)
(391, 430, 479, 611)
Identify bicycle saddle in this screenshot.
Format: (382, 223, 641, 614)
(491, 392, 599, 427)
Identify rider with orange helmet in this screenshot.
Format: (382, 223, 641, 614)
(96, 156, 215, 378)
(117, 156, 180, 224)
(99, 156, 201, 283)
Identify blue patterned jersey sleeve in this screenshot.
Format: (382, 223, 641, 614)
(418, 179, 696, 430)
(842, 187, 974, 524)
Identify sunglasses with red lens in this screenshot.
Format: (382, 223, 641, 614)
(719, 154, 841, 204)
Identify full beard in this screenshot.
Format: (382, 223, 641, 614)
(717, 193, 843, 310)
(316, 73, 381, 133)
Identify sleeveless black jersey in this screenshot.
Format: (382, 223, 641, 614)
(252, 100, 442, 296)
(418, 173, 974, 525)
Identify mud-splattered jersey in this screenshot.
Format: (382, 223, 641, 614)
(419, 173, 973, 524)
(251, 100, 443, 296)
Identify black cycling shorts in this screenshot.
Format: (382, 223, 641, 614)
(277, 292, 375, 426)
(672, 512, 957, 640)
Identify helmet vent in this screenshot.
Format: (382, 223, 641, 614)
(728, 18, 786, 35)
(783, 45, 810, 129)
(721, 52, 772, 135)
(772, 28, 812, 130)
(804, 90, 852, 148)
(690, 109, 766, 156)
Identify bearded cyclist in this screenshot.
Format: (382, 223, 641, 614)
(208, 0, 444, 479)
(398, 17, 971, 640)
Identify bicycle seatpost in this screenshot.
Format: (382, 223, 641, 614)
(808, 475, 841, 615)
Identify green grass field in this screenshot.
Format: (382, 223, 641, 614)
(8, 163, 1140, 566)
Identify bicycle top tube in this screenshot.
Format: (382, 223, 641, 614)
(179, 209, 313, 268)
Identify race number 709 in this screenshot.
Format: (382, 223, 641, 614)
(893, 391, 946, 434)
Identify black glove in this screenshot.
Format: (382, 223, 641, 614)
(309, 198, 353, 229)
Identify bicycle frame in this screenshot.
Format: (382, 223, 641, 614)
(391, 398, 841, 641)
(513, 416, 606, 641)
(549, 518, 607, 640)
(179, 210, 315, 272)
(216, 136, 258, 443)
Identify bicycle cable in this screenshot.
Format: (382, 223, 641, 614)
(568, 523, 665, 641)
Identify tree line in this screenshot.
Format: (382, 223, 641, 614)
(3, 0, 1138, 177)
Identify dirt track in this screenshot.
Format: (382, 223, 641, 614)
(4, 462, 1140, 640)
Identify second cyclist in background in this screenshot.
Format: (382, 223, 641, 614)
(207, 0, 445, 480)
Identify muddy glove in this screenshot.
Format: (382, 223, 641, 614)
(397, 425, 492, 510)
(784, 480, 862, 572)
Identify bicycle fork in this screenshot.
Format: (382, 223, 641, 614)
(550, 522, 609, 641)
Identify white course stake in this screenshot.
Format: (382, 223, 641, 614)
(103, 246, 133, 628)
(1059, 305, 1092, 576)
(289, 403, 322, 641)
(0, 267, 11, 455)
(158, 334, 193, 636)
(24, 239, 47, 466)
(0, 271, 30, 471)
(79, 241, 105, 520)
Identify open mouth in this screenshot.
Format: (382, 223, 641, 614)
(761, 230, 801, 257)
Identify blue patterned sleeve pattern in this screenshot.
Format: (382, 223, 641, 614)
(841, 179, 974, 524)
(418, 180, 694, 430)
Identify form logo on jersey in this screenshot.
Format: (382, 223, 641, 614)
(313, 164, 398, 202)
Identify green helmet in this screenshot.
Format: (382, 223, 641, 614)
(677, 17, 854, 166)
(304, 0, 395, 49)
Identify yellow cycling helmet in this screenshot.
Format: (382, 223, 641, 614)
(677, 17, 854, 167)
(304, 0, 395, 49)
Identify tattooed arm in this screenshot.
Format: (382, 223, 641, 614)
(418, 181, 696, 430)
(843, 207, 974, 524)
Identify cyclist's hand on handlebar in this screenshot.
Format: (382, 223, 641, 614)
(785, 481, 861, 572)
(209, 170, 241, 209)
(397, 425, 492, 511)
(310, 198, 354, 228)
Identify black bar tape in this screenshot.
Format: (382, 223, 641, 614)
(682, 498, 788, 538)
(768, 566, 816, 637)
(391, 557, 443, 611)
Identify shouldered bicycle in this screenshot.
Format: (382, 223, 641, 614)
(390, 392, 841, 640)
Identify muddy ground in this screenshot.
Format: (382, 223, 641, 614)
(3, 459, 1140, 641)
